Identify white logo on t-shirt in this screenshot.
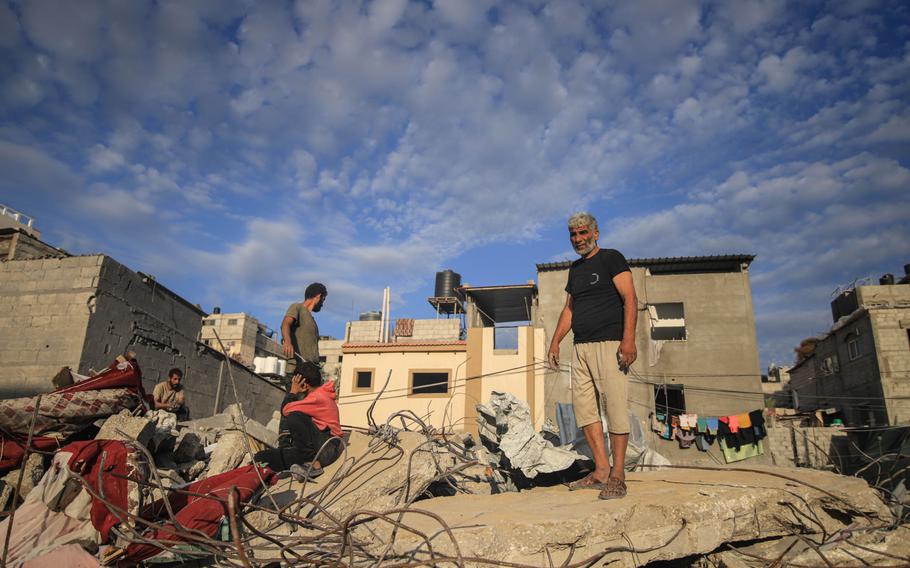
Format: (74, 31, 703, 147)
(590, 272, 600, 285)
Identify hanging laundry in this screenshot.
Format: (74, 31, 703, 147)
(676, 428, 696, 449)
(706, 417, 718, 435)
(717, 419, 741, 451)
(651, 412, 664, 433)
(679, 413, 698, 430)
(749, 409, 767, 439)
(738, 412, 752, 429)
(696, 416, 708, 433)
(695, 433, 712, 451)
(720, 439, 764, 463)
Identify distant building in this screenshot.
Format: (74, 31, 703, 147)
(318, 336, 343, 382)
(0, 204, 40, 238)
(762, 364, 791, 406)
(537, 255, 765, 464)
(200, 312, 282, 367)
(337, 284, 545, 435)
(788, 266, 910, 426)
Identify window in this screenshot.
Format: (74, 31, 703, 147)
(227, 319, 238, 326)
(410, 371, 450, 395)
(203, 319, 215, 326)
(847, 339, 861, 361)
(821, 355, 839, 375)
(648, 303, 686, 341)
(494, 326, 518, 350)
(654, 384, 685, 416)
(353, 369, 373, 391)
(319, 356, 327, 364)
(203, 339, 211, 346)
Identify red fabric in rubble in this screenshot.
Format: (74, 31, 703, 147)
(0, 359, 145, 472)
(122, 465, 274, 565)
(64, 440, 131, 544)
(0, 436, 60, 471)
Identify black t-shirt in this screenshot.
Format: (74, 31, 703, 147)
(565, 248, 631, 343)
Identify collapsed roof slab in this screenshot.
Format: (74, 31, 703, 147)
(387, 466, 889, 566)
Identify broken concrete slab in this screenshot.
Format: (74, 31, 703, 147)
(226, 404, 278, 447)
(245, 429, 455, 562)
(708, 524, 910, 567)
(95, 410, 155, 447)
(205, 431, 263, 477)
(266, 410, 281, 434)
(387, 466, 891, 566)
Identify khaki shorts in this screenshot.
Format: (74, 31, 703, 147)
(572, 340, 630, 434)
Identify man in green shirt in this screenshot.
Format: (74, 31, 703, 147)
(281, 283, 327, 376)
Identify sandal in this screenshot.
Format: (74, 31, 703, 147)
(598, 477, 627, 500)
(567, 473, 609, 491)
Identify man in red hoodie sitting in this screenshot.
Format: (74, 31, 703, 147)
(254, 361, 342, 478)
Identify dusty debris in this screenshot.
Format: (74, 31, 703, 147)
(205, 430, 260, 476)
(94, 410, 155, 447)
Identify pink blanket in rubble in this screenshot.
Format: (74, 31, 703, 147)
(0, 359, 147, 471)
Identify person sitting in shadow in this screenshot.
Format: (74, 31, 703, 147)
(254, 361, 342, 479)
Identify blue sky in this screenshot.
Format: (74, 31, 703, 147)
(1, 0, 908, 369)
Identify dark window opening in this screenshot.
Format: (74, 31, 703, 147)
(654, 384, 686, 416)
(649, 303, 686, 341)
(355, 370, 372, 390)
(412, 371, 449, 395)
(227, 319, 238, 326)
(319, 356, 327, 363)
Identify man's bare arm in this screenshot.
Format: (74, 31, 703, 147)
(613, 271, 638, 367)
(281, 315, 296, 358)
(547, 294, 573, 369)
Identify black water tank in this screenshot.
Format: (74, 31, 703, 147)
(880, 273, 895, 285)
(213, 306, 221, 314)
(434, 269, 462, 298)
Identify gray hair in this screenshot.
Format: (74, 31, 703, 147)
(568, 211, 598, 232)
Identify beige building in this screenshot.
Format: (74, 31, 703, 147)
(337, 284, 546, 435)
(788, 269, 910, 426)
(200, 312, 282, 367)
(537, 255, 765, 464)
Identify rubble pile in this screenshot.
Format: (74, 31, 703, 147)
(0, 368, 907, 567)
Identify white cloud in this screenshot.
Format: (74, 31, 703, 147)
(87, 144, 125, 172)
(20, 0, 105, 62)
(2, 0, 908, 365)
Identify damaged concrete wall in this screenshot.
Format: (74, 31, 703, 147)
(765, 421, 850, 470)
(0, 254, 284, 424)
(79, 256, 285, 424)
(0, 255, 100, 396)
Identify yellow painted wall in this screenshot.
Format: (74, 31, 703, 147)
(337, 349, 468, 431)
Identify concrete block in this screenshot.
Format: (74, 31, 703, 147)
(206, 431, 255, 476)
(96, 411, 156, 447)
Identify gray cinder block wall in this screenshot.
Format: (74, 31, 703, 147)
(0, 254, 284, 423)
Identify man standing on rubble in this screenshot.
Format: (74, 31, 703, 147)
(153, 368, 188, 420)
(547, 211, 638, 500)
(254, 361, 342, 478)
(281, 283, 327, 376)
